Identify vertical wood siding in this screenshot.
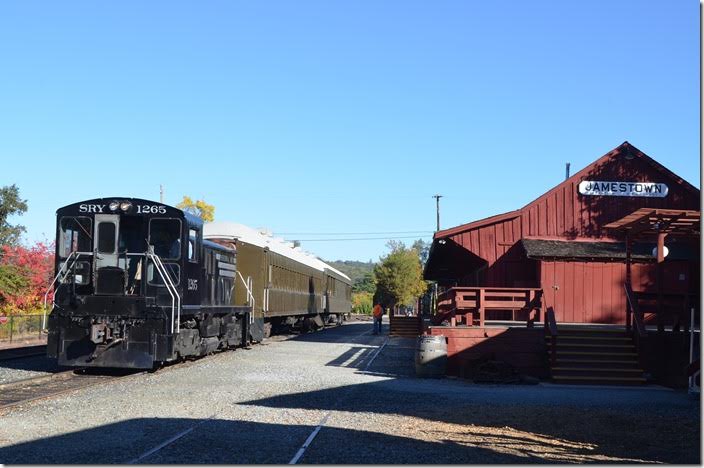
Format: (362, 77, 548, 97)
(436, 143, 699, 324)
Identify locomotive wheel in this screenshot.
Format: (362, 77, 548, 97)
(301, 317, 315, 333)
(263, 322, 272, 338)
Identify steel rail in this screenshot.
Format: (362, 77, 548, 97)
(0, 345, 47, 361)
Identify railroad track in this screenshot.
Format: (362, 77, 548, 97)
(0, 325, 343, 412)
(0, 344, 251, 412)
(0, 345, 47, 361)
(0, 369, 121, 411)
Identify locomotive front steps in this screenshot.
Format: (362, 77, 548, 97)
(546, 326, 646, 385)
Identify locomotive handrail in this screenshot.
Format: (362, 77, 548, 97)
(236, 270, 256, 309)
(42, 251, 93, 330)
(147, 252, 181, 334)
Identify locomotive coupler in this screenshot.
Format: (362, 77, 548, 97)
(90, 323, 110, 344)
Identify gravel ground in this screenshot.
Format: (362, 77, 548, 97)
(0, 355, 64, 385)
(0, 320, 699, 464)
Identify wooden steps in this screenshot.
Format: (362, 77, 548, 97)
(546, 326, 646, 385)
(389, 316, 421, 337)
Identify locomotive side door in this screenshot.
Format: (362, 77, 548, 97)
(94, 214, 120, 269)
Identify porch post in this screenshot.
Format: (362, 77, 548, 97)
(656, 231, 667, 333)
(478, 288, 485, 328)
(625, 232, 632, 333)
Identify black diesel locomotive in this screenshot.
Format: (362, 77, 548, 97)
(47, 197, 351, 369)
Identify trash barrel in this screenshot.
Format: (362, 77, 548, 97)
(415, 335, 447, 377)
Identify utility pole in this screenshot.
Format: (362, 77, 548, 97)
(432, 194, 443, 231)
(160, 184, 164, 203)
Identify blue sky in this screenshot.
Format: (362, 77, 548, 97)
(0, 1, 699, 262)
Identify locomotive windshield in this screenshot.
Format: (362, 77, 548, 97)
(149, 218, 182, 260)
(147, 218, 182, 287)
(59, 217, 92, 257)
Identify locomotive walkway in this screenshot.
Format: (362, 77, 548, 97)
(0, 319, 699, 464)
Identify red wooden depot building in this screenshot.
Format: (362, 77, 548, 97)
(422, 142, 700, 386)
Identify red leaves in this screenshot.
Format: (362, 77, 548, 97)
(0, 241, 54, 313)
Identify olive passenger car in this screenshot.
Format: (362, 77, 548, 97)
(46, 197, 352, 369)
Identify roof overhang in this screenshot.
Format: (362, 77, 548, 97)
(433, 210, 520, 240)
(604, 208, 700, 239)
(424, 237, 488, 282)
(521, 238, 696, 262)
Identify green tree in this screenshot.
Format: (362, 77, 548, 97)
(176, 196, 215, 222)
(352, 272, 376, 294)
(0, 264, 29, 311)
(412, 239, 431, 267)
(0, 185, 28, 247)
(373, 241, 427, 308)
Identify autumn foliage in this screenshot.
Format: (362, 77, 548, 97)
(0, 241, 54, 314)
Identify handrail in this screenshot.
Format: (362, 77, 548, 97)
(624, 283, 646, 338)
(235, 270, 256, 309)
(42, 251, 93, 330)
(43, 250, 182, 334)
(544, 307, 558, 366)
(147, 252, 180, 334)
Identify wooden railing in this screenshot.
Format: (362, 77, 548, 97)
(625, 283, 648, 357)
(624, 284, 697, 334)
(435, 287, 543, 328)
(544, 306, 558, 366)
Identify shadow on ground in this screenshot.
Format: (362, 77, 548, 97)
(0, 417, 536, 464)
(1, 325, 699, 464)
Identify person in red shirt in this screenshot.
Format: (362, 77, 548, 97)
(372, 304, 383, 335)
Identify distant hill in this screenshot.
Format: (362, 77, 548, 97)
(325, 260, 375, 284)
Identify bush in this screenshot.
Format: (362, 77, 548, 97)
(352, 291, 373, 314)
(0, 241, 54, 315)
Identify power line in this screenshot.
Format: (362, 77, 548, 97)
(292, 235, 432, 242)
(274, 230, 434, 235)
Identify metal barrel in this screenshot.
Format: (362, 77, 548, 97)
(415, 335, 447, 377)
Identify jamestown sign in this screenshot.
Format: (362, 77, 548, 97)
(578, 180, 669, 198)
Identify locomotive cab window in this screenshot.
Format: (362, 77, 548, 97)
(149, 218, 182, 260)
(59, 260, 91, 285)
(147, 262, 180, 287)
(188, 228, 199, 262)
(59, 217, 92, 258)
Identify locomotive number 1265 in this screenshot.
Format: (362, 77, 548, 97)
(136, 205, 167, 214)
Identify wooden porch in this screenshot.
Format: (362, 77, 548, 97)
(434, 286, 543, 328)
